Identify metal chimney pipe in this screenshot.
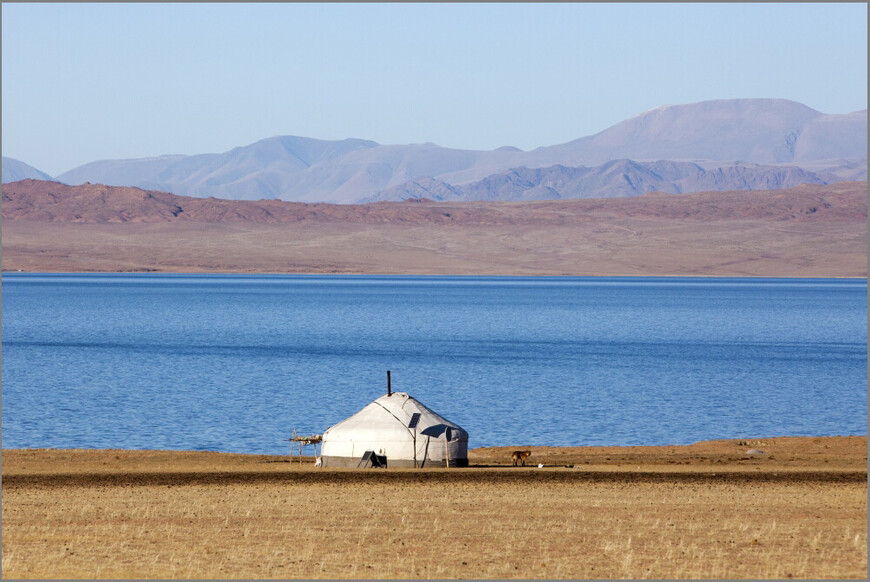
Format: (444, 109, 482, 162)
(387, 370, 391, 396)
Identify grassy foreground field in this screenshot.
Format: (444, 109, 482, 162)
(2, 437, 866, 579)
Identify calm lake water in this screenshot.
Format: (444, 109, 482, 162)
(1, 274, 866, 454)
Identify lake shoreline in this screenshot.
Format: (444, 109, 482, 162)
(4, 435, 866, 477)
(3, 269, 869, 279)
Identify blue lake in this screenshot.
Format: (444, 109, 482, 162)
(1, 273, 866, 454)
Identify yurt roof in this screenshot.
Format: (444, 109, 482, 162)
(324, 392, 467, 440)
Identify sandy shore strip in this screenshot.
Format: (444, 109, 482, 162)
(2, 437, 866, 579)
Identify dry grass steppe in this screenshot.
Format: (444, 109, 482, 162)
(2, 437, 866, 579)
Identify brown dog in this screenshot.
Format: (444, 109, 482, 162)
(511, 450, 531, 466)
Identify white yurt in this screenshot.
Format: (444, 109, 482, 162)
(319, 388, 468, 468)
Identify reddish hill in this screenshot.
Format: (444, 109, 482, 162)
(3, 179, 866, 225)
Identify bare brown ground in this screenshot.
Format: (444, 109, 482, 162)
(2, 437, 866, 579)
(2, 181, 867, 276)
(3, 217, 866, 277)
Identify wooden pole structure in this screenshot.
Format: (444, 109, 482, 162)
(444, 430, 450, 469)
(287, 431, 322, 466)
(387, 370, 391, 396)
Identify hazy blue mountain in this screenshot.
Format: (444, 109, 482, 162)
(523, 99, 838, 167)
(370, 160, 829, 202)
(58, 136, 380, 200)
(54, 99, 867, 203)
(366, 175, 464, 202)
(814, 159, 867, 182)
(265, 143, 527, 203)
(2, 157, 54, 183)
(793, 110, 868, 162)
(57, 155, 189, 189)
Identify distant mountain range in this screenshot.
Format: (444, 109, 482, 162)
(3, 99, 866, 203)
(368, 160, 849, 202)
(1, 157, 54, 183)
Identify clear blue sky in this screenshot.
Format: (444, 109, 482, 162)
(2, 2, 867, 176)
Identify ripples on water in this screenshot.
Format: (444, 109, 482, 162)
(2, 274, 866, 453)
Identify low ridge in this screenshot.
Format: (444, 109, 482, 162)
(3, 179, 866, 225)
